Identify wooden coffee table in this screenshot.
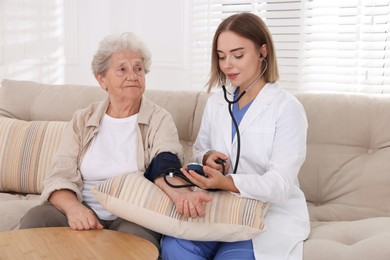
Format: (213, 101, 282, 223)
(0, 227, 158, 259)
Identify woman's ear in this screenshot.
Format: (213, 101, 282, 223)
(96, 74, 108, 91)
(259, 44, 268, 59)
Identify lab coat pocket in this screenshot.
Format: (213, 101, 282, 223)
(245, 126, 275, 145)
(242, 126, 275, 160)
(245, 126, 275, 134)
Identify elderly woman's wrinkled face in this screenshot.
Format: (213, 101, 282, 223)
(97, 50, 146, 103)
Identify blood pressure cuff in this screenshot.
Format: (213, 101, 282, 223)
(144, 152, 182, 182)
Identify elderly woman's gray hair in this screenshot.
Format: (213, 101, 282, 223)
(91, 32, 152, 78)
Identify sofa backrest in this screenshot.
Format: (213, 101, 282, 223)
(296, 93, 390, 222)
(143, 89, 209, 162)
(0, 79, 208, 164)
(0, 79, 108, 121)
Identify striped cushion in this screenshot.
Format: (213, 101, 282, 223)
(93, 173, 270, 242)
(0, 117, 67, 193)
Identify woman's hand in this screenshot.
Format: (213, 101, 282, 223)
(49, 189, 103, 230)
(173, 191, 212, 219)
(65, 201, 104, 230)
(182, 166, 239, 193)
(154, 177, 212, 219)
(203, 151, 230, 174)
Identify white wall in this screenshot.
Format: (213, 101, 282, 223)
(0, 0, 196, 91)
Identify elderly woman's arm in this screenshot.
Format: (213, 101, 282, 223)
(144, 151, 212, 219)
(143, 104, 212, 219)
(42, 106, 105, 230)
(49, 189, 103, 230)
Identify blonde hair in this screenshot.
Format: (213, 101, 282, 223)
(207, 12, 279, 92)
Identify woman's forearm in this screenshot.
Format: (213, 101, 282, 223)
(154, 177, 192, 204)
(48, 189, 81, 214)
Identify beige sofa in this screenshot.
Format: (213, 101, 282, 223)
(1, 79, 390, 259)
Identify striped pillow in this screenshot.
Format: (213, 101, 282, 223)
(0, 117, 67, 193)
(92, 173, 270, 242)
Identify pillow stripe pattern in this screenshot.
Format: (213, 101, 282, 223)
(20, 121, 45, 191)
(93, 173, 270, 242)
(0, 118, 67, 193)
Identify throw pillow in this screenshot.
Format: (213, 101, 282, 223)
(92, 172, 270, 242)
(0, 117, 67, 193)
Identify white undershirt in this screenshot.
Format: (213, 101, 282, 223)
(80, 113, 138, 220)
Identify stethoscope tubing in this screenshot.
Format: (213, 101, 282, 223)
(221, 58, 267, 174)
(222, 85, 244, 174)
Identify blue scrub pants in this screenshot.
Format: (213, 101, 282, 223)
(161, 236, 255, 260)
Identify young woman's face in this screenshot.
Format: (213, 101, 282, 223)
(217, 31, 262, 89)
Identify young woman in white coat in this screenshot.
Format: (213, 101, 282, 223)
(161, 12, 310, 260)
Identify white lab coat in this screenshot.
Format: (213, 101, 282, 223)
(193, 82, 310, 259)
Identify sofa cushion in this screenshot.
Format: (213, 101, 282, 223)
(0, 193, 41, 231)
(0, 117, 67, 193)
(92, 172, 270, 242)
(304, 218, 390, 260)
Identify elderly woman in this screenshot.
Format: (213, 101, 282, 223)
(19, 32, 184, 249)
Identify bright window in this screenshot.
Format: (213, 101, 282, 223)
(192, 0, 390, 93)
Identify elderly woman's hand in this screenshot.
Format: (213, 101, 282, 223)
(173, 191, 212, 219)
(65, 202, 104, 230)
(154, 176, 212, 219)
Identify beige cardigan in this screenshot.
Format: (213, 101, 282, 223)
(41, 96, 184, 202)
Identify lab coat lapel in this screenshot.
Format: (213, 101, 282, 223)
(215, 87, 236, 157)
(232, 83, 277, 144)
(219, 94, 233, 155)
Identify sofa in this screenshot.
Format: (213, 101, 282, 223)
(1, 79, 390, 259)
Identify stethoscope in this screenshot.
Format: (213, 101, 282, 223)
(162, 58, 268, 190)
(221, 57, 268, 174)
